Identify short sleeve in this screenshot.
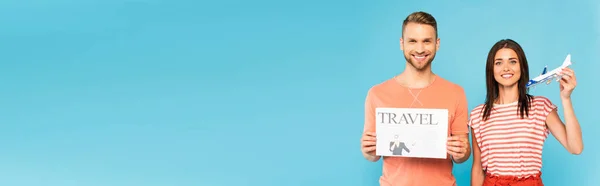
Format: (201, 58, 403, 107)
(468, 108, 482, 148)
(538, 96, 557, 118)
(537, 96, 557, 135)
(467, 115, 474, 128)
(451, 86, 469, 134)
(363, 88, 376, 133)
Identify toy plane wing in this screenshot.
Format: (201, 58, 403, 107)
(526, 54, 572, 88)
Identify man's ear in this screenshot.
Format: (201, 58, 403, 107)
(436, 37, 440, 51)
(400, 38, 404, 51)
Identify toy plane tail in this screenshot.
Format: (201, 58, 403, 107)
(562, 54, 572, 67)
(541, 66, 547, 75)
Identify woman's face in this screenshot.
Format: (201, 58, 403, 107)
(493, 48, 521, 87)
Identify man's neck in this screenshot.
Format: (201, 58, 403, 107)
(396, 65, 435, 89)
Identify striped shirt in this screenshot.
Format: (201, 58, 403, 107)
(468, 96, 557, 177)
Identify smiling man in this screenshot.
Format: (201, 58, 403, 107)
(360, 11, 471, 186)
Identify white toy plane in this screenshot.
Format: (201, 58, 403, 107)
(526, 54, 572, 88)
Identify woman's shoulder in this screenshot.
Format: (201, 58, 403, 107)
(528, 95, 557, 115)
(529, 95, 554, 105)
(469, 103, 486, 114)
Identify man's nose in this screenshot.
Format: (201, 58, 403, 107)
(415, 43, 425, 52)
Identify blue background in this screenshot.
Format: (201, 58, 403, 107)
(0, 0, 598, 185)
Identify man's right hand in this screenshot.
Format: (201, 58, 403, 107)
(361, 131, 380, 161)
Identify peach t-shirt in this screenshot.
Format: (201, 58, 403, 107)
(363, 75, 469, 186)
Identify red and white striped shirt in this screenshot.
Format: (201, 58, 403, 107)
(469, 96, 557, 177)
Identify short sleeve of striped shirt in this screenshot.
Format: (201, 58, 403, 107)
(534, 96, 558, 135)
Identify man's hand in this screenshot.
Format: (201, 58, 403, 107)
(361, 132, 380, 162)
(447, 134, 470, 163)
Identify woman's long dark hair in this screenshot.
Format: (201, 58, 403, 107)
(482, 39, 533, 121)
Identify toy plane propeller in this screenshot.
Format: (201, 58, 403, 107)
(526, 54, 572, 88)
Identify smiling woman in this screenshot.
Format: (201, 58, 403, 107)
(469, 39, 584, 186)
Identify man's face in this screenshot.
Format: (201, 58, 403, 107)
(400, 23, 439, 71)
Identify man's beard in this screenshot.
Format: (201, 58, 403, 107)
(404, 52, 435, 71)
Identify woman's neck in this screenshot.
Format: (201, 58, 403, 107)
(496, 85, 519, 104)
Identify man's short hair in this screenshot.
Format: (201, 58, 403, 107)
(402, 11, 438, 38)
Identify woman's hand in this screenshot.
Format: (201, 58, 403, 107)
(558, 67, 577, 99)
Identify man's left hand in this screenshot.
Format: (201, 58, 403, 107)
(447, 135, 469, 162)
